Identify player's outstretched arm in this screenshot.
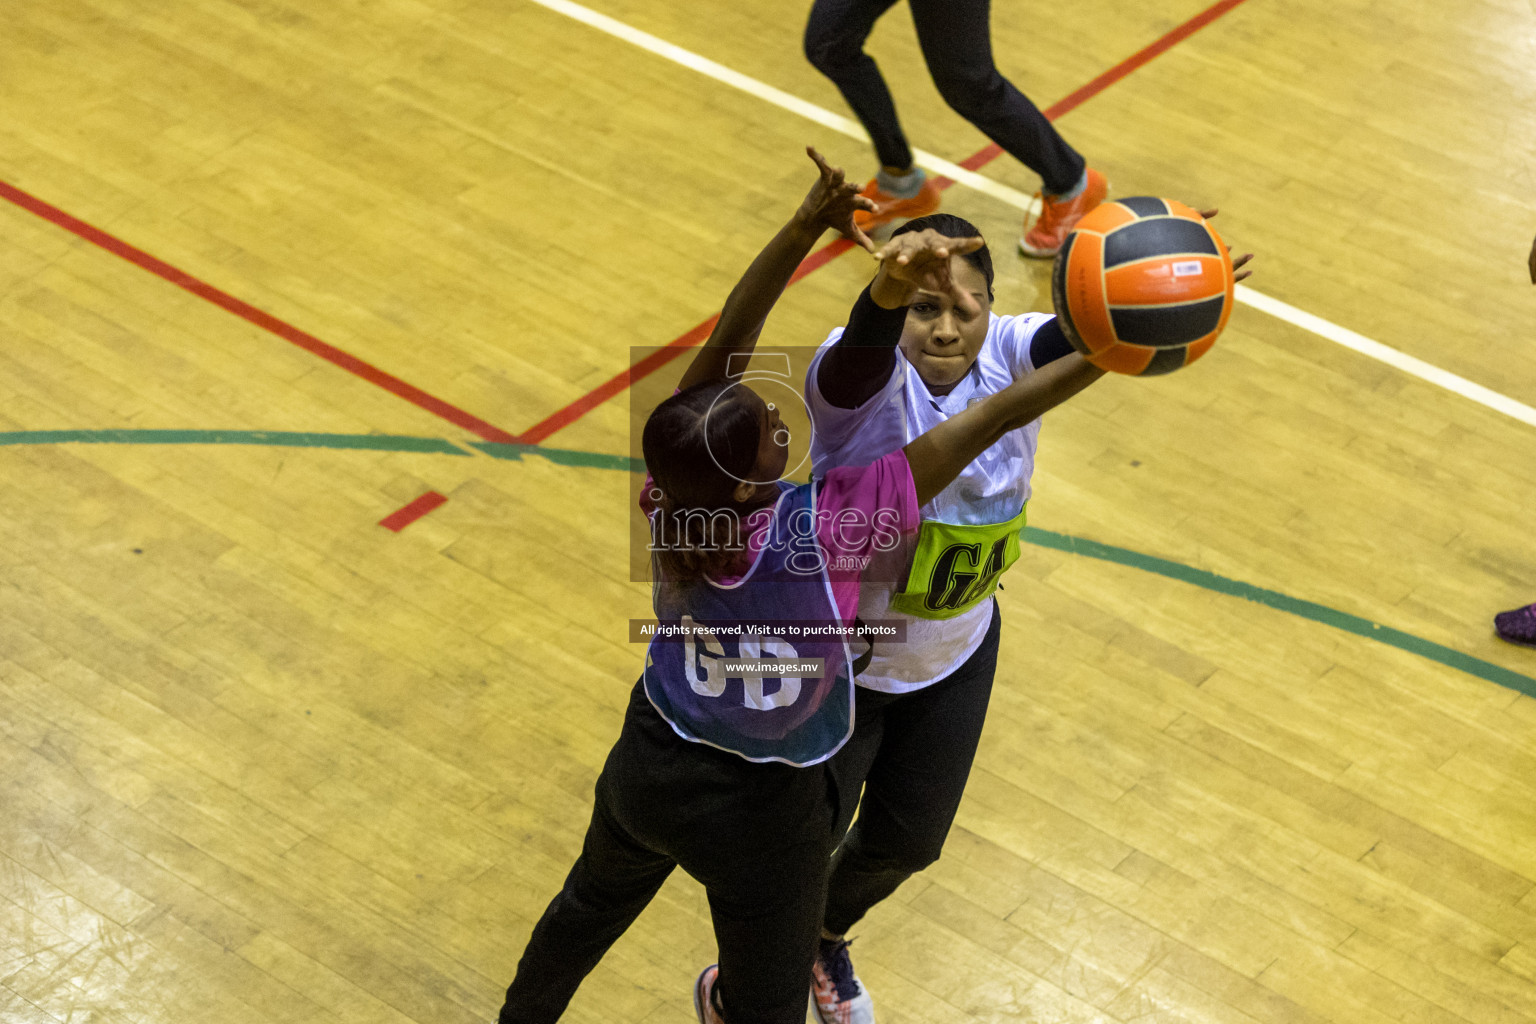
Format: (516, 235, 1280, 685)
(902, 354, 1101, 507)
(677, 147, 876, 392)
(815, 228, 988, 408)
(1196, 208, 1255, 283)
(867, 229, 985, 314)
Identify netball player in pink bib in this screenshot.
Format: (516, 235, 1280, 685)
(496, 151, 1102, 1024)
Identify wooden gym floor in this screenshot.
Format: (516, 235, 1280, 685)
(2, 0, 1536, 1021)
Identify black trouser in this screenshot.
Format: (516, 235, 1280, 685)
(804, 0, 1085, 195)
(499, 681, 852, 1024)
(823, 599, 1001, 936)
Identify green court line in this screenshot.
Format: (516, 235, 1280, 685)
(1024, 527, 1536, 699)
(471, 441, 645, 473)
(2, 427, 1528, 697)
(0, 429, 470, 455)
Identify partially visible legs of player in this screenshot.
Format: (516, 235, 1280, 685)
(906, 0, 1106, 257)
(805, 0, 1106, 253)
(804, 0, 943, 235)
(811, 603, 1002, 1024)
(500, 682, 842, 1024)
(499, 773, 675, 1024)
(699, 831, 834, 1024)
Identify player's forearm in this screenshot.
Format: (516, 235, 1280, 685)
(988, 354, 1104, 438)
(816, 286, 905, 408)
(902, 354, 1103, 506)
(679, 214, 825, 390)
(713, 213, 824, 344)
(903, 396, 1015, 506)
(867, 263, 915, 310)
(815, 256, 920, 408)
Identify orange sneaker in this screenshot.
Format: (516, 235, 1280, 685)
(852, 174, 942, 236)
(1018, 167, 1108, 258)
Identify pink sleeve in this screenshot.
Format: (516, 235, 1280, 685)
(814, 450, 921, 622)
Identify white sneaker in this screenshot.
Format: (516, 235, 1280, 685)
(810, 938, 875, 1024)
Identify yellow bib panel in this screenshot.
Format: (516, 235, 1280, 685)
(888, 504, 1027, 620)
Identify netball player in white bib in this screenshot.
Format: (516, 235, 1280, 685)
(803, 215, 1089, 1023)
(803, 213, 1250, 1023)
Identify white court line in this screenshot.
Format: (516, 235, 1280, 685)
(526, 0, 1536, 431)
(526, 0, 1041, 215)
(1236, 287, 1536, 428)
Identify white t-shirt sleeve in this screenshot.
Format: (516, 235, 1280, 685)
(992, 311, 1055, 380)
(805, 329, 906, 469)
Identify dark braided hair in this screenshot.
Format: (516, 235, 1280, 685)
(642, 379, 766, 584)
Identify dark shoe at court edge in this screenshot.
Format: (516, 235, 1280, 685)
(1494, 603, 1536, 647)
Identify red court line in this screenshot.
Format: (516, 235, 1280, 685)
(519, 0, 1250, 443)
(1043, 0, 1252, 122)
(947, 0, 1252, 177)
(0, 180, 518, 445)
(515, 237, 860, 445)
(379, 490, 448, 531)
(0, 0, 1246, 458)
(515, 315, 717, 446)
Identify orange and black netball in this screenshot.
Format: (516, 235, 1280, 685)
(1050, 197, 1235, 376)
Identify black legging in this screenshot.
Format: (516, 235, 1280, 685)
(499, 681, 854, 1024)
(822, 600, 1002, 935)
(804, 0, 1085, 196)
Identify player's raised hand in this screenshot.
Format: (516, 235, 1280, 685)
(1197, 208, 1255, 284)
(873, 228, 986, 315)
(796, 146, 877, 252)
